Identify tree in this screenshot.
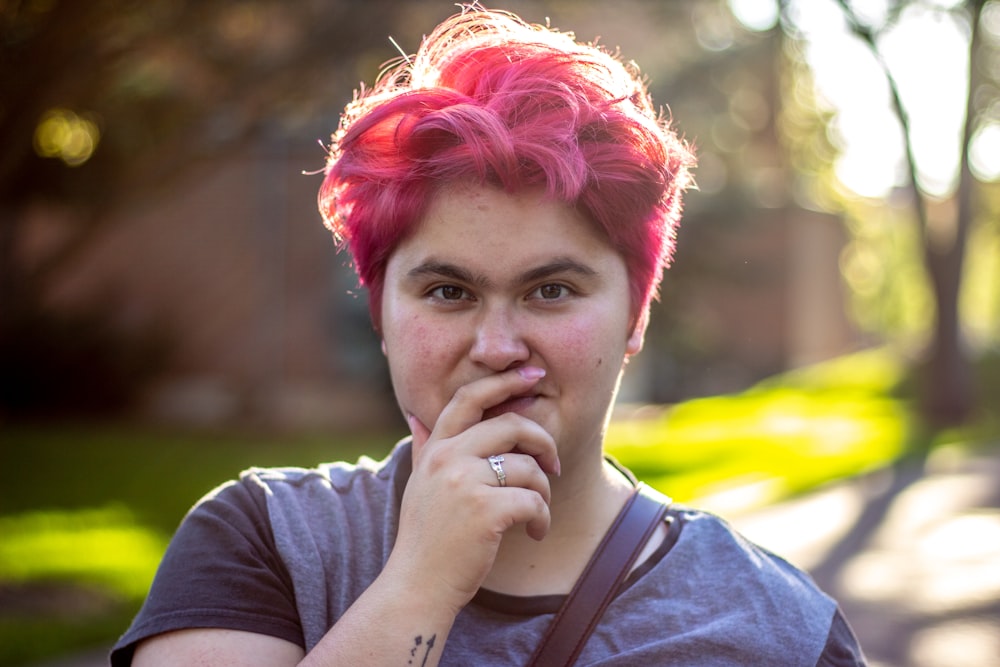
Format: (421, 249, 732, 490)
(0, 0, 452, 414)
(780, 0, 998, 427)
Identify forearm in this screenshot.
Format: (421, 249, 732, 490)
(299, 569, 458, 667)
(130, 569, 459, 667)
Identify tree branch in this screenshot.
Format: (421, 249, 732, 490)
(832, 0, 929, 242)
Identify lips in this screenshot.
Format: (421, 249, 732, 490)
(482, 394, 538, 421)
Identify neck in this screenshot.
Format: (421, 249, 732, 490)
(481, 456, 635, 596)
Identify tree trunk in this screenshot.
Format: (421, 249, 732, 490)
(922, 245, 974, 426)
(918, 1, 984, 426)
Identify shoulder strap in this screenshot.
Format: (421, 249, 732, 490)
(526, 483, 671, 667)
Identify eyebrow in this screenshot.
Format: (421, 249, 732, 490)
(518, 258, 598, 284)
(406, 256, 598, 288)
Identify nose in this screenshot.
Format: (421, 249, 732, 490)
(468, 304, 530, 371)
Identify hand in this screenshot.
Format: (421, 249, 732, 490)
(385, 366, 561, 615)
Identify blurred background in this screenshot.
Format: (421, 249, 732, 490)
(1, 0, 998, 665)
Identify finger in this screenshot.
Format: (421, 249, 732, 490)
(431, 366, 546, 441)
(406, 412, 432, 456)
(482, 452, 551, 504)
(462, 415, 560, 477)
(416, 413, 558, 478)
(496, 487, 551, 541)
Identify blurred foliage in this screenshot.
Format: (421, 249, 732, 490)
(835, 182, 1000, 349)
(0, 0, 469, 419)
(1, 0, 426, 205)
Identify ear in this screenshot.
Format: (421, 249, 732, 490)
(626, 309, 647, 357)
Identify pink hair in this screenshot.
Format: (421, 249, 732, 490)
(319, 7, 694, 331)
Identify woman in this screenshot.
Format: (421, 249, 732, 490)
(113, 7, 865, 666)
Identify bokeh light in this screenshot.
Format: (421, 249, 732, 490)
(728, 0, 780, 33)
(33, 108, 100, 167)
(969, 122, 1000, 181)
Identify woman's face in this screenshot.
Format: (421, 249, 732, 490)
(380, 182, 643, 467)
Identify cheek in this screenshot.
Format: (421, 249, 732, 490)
(550, 327, 593, 357)
(385, 315, 459, 398)
(546, 314, 622, 368)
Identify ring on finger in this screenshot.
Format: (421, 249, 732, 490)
(487, 454, 507, 487)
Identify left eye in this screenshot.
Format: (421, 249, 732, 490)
(534, 284, 567, 300)
(430, 285, 468, 300)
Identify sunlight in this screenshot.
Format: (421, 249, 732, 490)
(729, 482, 866, 570)
(606, 349, 908, 512)
(785, 0, 972, 198)
(728, 0, 779, 32)
(880, 5, 969, 196)
(917, 514, 1000, 609)
(0, 506, 166, 599)
(842, 512, 1000, 612)
(839, 463, 1000, 613)
(697, 476, 785, 517)
(909, 619, 1000, 667)
(969, 122, 1000, 181)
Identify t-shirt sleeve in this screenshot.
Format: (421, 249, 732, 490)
(815, 607, 867, 666)
(110, 474, 303, 666)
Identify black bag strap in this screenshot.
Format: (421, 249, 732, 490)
(526, 483, 671, 667)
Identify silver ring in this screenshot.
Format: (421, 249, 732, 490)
(487, 454, 507, 487)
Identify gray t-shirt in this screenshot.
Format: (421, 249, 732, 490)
(112, 440, 865, 665)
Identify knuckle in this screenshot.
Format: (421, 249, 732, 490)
(497, 412, 522, 426)
(531, 491, 548, 514)
(496, 413, 530, 435)
(421, 442, 449, 470)
(468, 487, 496, 518)
(441, 466, 466, 490)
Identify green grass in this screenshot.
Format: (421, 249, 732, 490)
(0, 427, 399, 666)
(0, 508, 167, 666)
(0, 506, 165, 597)
(607, 347, 912, 509)
(0, 426, 399, 533)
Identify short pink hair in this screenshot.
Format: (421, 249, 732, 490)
(319, 7, 694, 331)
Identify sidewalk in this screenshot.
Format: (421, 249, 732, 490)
(727, 443, 1000, 667)
(27, 443, 1000, 667)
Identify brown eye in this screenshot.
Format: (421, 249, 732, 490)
(432, 285, 466, 300)
(538, 284, 566, 299)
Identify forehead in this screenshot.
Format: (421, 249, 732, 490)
(391, 183, 617, 269)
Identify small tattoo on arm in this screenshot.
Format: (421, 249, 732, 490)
(408, 634, 437, 666)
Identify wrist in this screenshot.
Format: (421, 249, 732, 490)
(379, 550, 474, 621)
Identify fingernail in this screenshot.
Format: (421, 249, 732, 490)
(517, 366, 546, 381)
(554, 458, 562, 477)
